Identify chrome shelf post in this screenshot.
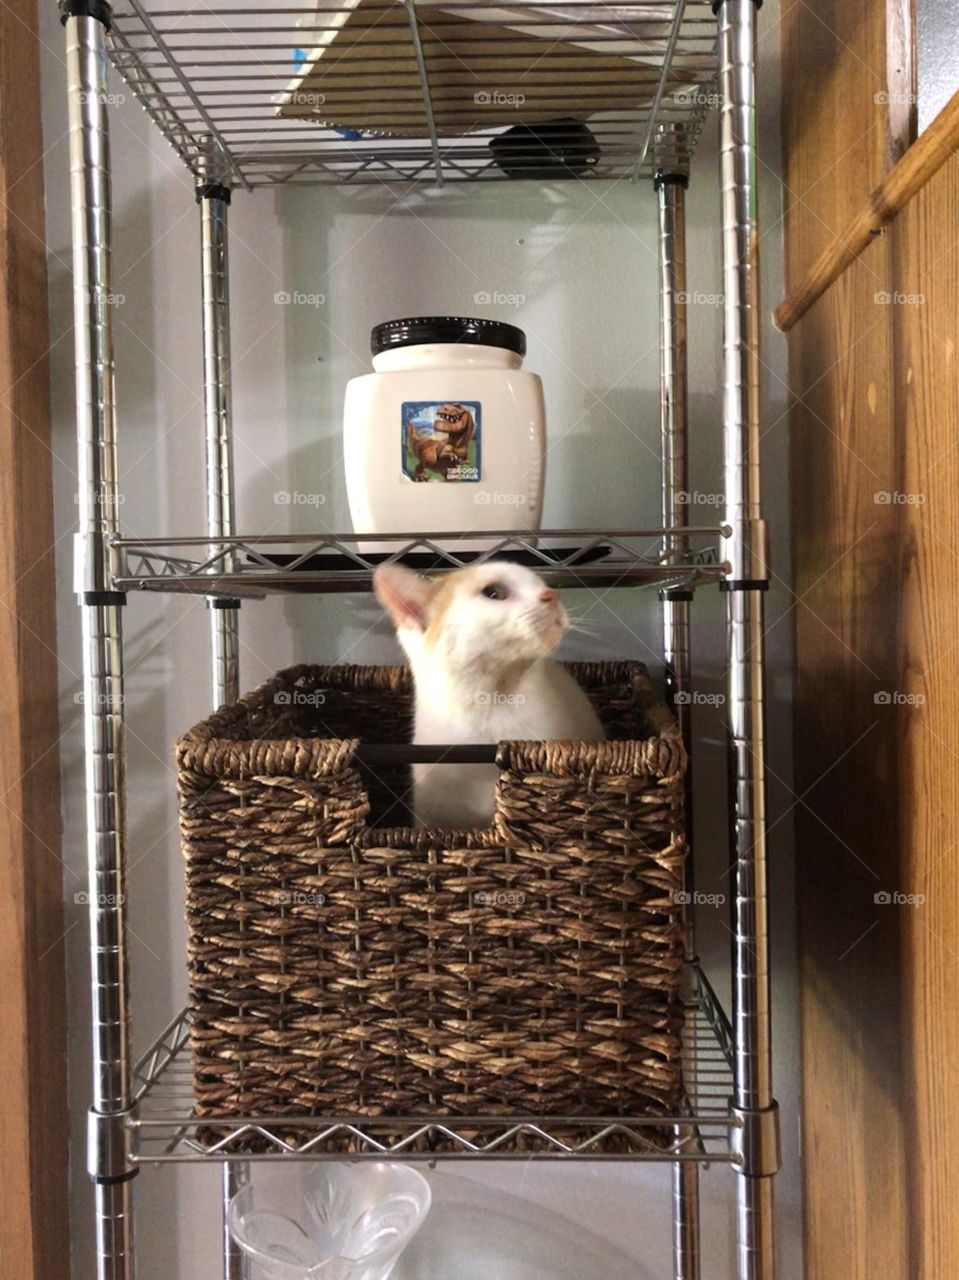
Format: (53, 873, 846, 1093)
(197, 137, 240, 709)
(64, 2, 135, 1277)
(717, 2, 780, 1278)
(655, 126, 700, 1280)
(195, 138, 246, 1280)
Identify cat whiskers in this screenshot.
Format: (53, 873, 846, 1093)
(564, 614, 601, 639)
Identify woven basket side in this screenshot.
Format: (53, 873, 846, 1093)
(354, 824, 503, 850)
(176, 663, 414, 780)
(180, 663, 413, 744)
(183, 836, 687, 1122)
(495, 735, 685, 780)
(176, 734, 361, 779)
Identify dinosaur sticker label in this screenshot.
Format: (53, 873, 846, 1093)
(402, 400, 481, 483)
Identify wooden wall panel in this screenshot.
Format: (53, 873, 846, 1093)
(893, 158, 959, 1280)
(0, 1, 70, 1276)
(780, 0, 901, 293)
(789, 240, 910, 1280)
(787, 27, 959, 1280)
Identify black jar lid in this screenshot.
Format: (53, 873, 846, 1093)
(371, 316, 526, 357)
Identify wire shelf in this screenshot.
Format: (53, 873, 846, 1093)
(107, 0, 718, 187)
(131, 964, 737, 1163)
(109, 528, 727, 597)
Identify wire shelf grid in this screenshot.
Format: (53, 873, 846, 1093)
(109, 527, 728, 597)
(106, 0, 718, 186)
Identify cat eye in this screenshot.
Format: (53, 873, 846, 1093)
(480, 582, 509, 600)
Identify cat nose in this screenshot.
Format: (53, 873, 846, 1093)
(539, 589, 558, 604)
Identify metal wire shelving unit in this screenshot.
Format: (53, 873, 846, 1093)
(131, 966, 736, 1163)
(61, 0, 778, 1277)
(106, 0, 717, 185)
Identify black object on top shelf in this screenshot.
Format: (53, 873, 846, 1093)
(490, 120, 601, 180)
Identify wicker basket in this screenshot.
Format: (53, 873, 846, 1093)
(176, 661, 688, 1141)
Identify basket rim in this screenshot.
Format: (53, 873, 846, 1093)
(175, 660, 685, 782)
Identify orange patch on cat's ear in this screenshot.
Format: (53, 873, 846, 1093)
(423, 573, 460, 646)
(373, 563, 436, 632)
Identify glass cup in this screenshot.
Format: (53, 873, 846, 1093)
(228, 1161, 431, 1280)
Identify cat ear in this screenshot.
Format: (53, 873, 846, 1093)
(373, 563, 435, 632)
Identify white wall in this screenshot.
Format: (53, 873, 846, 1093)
(40, 2, 800, 1276)
(918, 0, 959, 131)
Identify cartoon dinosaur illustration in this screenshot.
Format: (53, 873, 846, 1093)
(406, 403, 476, 481)
(433, 402, 475, 464)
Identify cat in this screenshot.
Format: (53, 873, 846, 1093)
(372, 560, 604, 828)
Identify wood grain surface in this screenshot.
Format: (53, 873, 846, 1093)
(0, 1, 70, 1276)
(786, 11, 959, 1276)
(892, 155, 959, 1280)
(789, 235, 911, 1280)
(279, 1, 695, 135)
(780, 0, 895, 296)
(775, 89, 959, 331)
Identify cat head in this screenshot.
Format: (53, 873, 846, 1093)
(373, 560, 568, 678)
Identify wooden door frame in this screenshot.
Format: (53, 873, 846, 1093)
(0, 1, 71, 1276)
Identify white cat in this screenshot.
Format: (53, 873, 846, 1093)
(373, 560, 605, 828)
